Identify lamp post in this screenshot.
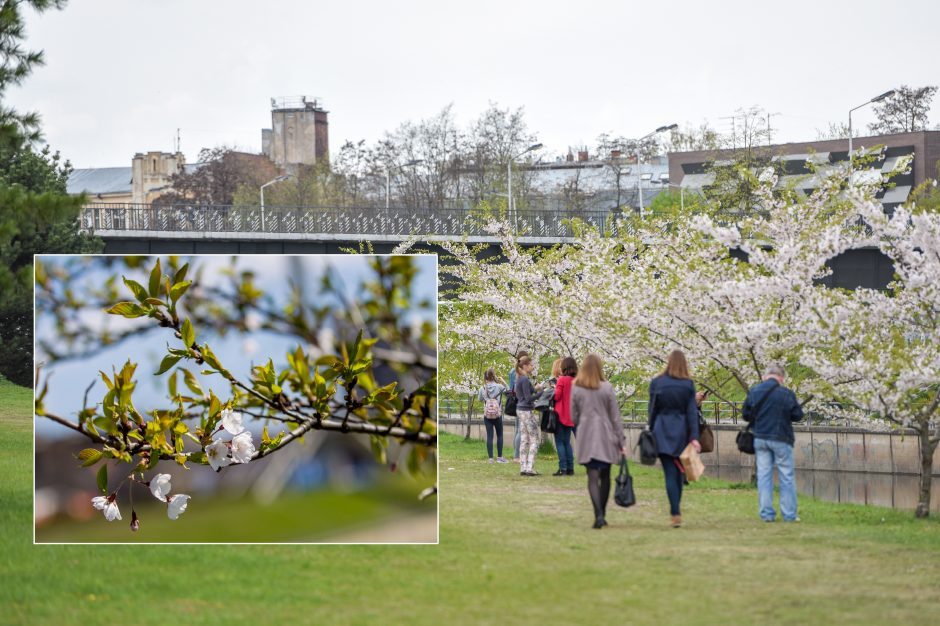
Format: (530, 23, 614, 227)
(848, 90, 895, 167)
(507, 143, 542, 225)
(634, 124, 677, 218)
(385, 159, 424, 209)
(260, 174, 292, 231)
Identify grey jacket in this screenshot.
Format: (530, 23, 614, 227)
(571, 381, 625, 465)
(478, 382, 507, 403)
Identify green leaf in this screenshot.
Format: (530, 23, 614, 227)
(149, 258, 162, 297)
(106, 302, 148, 318)
(182, 369, 204, 397)
(143, 297, 167, 307)
(170, 280, 192, 304)
(181, 319, 195, 348)
(96, 464, 108, 495)
(173, 263, 190, 285)
(156, 354, 182, 375)
(123, 277, 149, 303)
(99, 370, 114, 390)
(76, 448, 103, 467)
(148, 451, 161, 470)
(188, 452, 207, 465)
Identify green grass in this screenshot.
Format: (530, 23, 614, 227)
(4, 380, 940, 625)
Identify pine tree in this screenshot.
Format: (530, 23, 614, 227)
(0, 0, 101, 385)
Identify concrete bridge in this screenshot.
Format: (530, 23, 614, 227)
(81, 203, 607, 254)
(81, 202, 893, 290)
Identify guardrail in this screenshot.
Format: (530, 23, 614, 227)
(80, 203, 618, 239)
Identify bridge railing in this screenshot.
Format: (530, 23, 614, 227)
(80, 203, 620, 239)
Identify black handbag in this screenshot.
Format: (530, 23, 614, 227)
(540, 397, 558, 433)
(736, 428, 755, 455)
(736, 381, 779, 455)
(614, 456, 636, 507)
(637, 430, 658, 465)
(540, 409, 558, 433)
(504, 391, 517, 417)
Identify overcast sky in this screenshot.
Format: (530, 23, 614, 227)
(10, 0, 940, 168)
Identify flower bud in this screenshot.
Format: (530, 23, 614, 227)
(130, 510, 140, 532)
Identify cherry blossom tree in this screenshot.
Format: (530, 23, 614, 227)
(436, 152, 940, 517)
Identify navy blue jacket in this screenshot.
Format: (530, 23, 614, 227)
(648, 375, 699, 457)
(742, 379, 804, 446)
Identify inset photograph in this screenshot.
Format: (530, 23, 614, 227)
(35, 254, 437, 543)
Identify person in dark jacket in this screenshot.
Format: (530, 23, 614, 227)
(648, 350, 700, 528)
(743, 364, 804, 522)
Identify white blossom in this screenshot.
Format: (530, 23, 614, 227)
(167, 494, 191, 520)
(230, 430, 256, 464)
(149, 473, 172, 502)
(205, 439, 232, 471)
(219, 408, 245, 435)
(92, 495, 121, 521)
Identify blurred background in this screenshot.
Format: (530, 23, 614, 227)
(34, 254, 438, 543)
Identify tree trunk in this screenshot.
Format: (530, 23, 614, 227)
(915, 424, 938, 518)
(464, 397, 475, 441)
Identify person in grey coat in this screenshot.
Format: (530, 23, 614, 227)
(571, 353, 625, 529)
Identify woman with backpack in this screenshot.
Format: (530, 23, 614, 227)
(552, 356, 578, 476)
(571, 354, 624, 528)
(478, 368, 510, 463)
(648, 349, 701, 528)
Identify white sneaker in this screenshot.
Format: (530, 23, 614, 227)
(487, 458, 495, 464)
(496, 457, 510, 464)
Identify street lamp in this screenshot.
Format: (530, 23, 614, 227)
(507, 143, 542, 219)
(385, 159, 424, 209)
(848, 90, 895, 166)
(634, 124, 677, 218)
(260, 174, 293, 231)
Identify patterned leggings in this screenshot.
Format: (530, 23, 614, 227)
(517, 410, 540, 472)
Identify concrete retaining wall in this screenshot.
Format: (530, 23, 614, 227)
(441, 419, 940, 476)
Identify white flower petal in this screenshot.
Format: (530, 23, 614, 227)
(220, 408, 245, 435)
(149, 473, 172, 502)
(167, 494, 191, 520)
(104, 501, 122, 522)
(91, 496, 108, 511)
(230, 431, 256, 464)
(205, 439, 232, 472)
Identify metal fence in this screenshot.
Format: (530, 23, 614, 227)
(80, 203, 620, 239)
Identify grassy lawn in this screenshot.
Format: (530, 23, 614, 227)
(4, 378, 940, 625)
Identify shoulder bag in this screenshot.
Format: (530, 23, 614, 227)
(614, 456, 636, 507)
(736, 382, 779, 455)
(637, 389, 659, 465)
(698, 410, 715, 454)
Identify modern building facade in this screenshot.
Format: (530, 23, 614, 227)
(668, 130, 940, 213)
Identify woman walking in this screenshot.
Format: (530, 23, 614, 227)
(552, 357, 578, 476)
(648, 349, 701, 528)
(478, 368, 509, 463)
(571, 354, 624, 528)
(514, 356, 543, 476)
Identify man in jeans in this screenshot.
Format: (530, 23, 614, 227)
(743, 364, 804, 522)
